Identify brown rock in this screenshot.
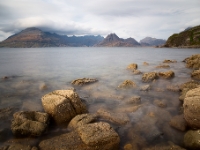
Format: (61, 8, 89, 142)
(133, 70, 142, 75)
(125, 96, 141, 104)
(184, 130, 200, 149)
(68, 114, 97, 129)
(166, 85, 180, 92)
(191, 70, 200, 80)
(169, 115, 187, 131)
(118, 80, 137, 88)
(71, 78, 98, 86)
(140, 85, 150, 91)
(143, 62, 149, 66)
(184, 54, 200, 69)
(41, 90, 87, 124)
(39, 122, 120, 150)
(142, 72, 158, 82)
(11, 111, 49, 136)
(157, 70, 175, 79)
(153, 99, 167, 108)
(127, 63, 138, 70)
(163, 59, 177, 63)
(156, 64, 170, 69)
(183, 87, 200, 129)
(7, 144, 32, 150)
(97, 108, 129, 125)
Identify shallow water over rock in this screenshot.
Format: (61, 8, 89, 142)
(0, 47, 199, 149)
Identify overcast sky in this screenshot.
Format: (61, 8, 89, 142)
(0, 0, 200, 42)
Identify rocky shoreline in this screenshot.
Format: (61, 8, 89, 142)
(0, 54, 200, 149)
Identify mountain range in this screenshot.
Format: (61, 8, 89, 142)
(0, 27, 166, 48)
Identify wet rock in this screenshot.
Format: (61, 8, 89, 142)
(97, 108, 129, 125)
(169, 115, 187, 131)
(143, 62, 149, 66)
(39, 122, 120, 150)
(157, 70, 175, 79)
(163, 59, 177, 63)
(191, 70, 200, 80)
(123, 143, 134, 150)
(71, 78, 98, 86)
(118, 80, 137, 88)
(7, 143, 32, 150)
(68, 114, 97, 129)
(183, 87, 200, 129)
(156, 64, 170, 69)
(184, 54, 200, 69)
(41, 90, 87, 124)
(140, 85, 150, 91)
(166, 85, 180, 92)
(142, 72, 158, 82)
(127, 63, 138, 70)
(125, 96, 141, 105)
(184, 130, 200, 149)
(11, 111, 49, 136)
(133, 70, 142, 75)
(153, 99, 167, 108)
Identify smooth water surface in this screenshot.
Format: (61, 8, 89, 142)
(0, 47, 199, 149)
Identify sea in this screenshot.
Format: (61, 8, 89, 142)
(0, 47, 200, 149)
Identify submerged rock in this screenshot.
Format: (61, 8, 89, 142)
(166, 85, 180, 92)
(142, 72, 157, 82)
(191, 70, 200, 80)
(11, 111, 49, 136)
(144, 142, 186, 150)
(169, 115, 187, 131)
(140, 85, 150, 91)
(39, 122, 120, 150)
(71, 78, 98, 86)
(156, 64, 170, 69)
(125, 96, 141, 104)
(184, 54, 200, 69)
(6, 143, 33, 150)
(118, 80, 137, 88)
(68, 114, 97, 129)
(127, 63, 138, 70)
(41, 90, 87, 124)
(133, 69, 142, 75)
(184, 130, 200, 149)
(143, 62, 149, 66)
(97, 108, 129, 125)
(157, 70, 175, 79)
(163, 59, 177, 63)
(153, 99, 167, 108)
(183, 87, 200, 129)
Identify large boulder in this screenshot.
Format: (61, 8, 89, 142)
(157, 70, 175, 79)
(97, 108, 129, 125)
(183, 87, 200, 129)
(11, 111, 49, 136)
(41, 90, 87, 124)
(39, 122, 120, 150)
(71, 78, 98, 86)
(142, 72, 157, 82)
(184, 130, 200, 149)
(191, 70, 200, 80)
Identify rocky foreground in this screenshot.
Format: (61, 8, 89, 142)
(0, 54, 200, 149)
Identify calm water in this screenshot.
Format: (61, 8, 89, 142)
(0, 47, 200, 149)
